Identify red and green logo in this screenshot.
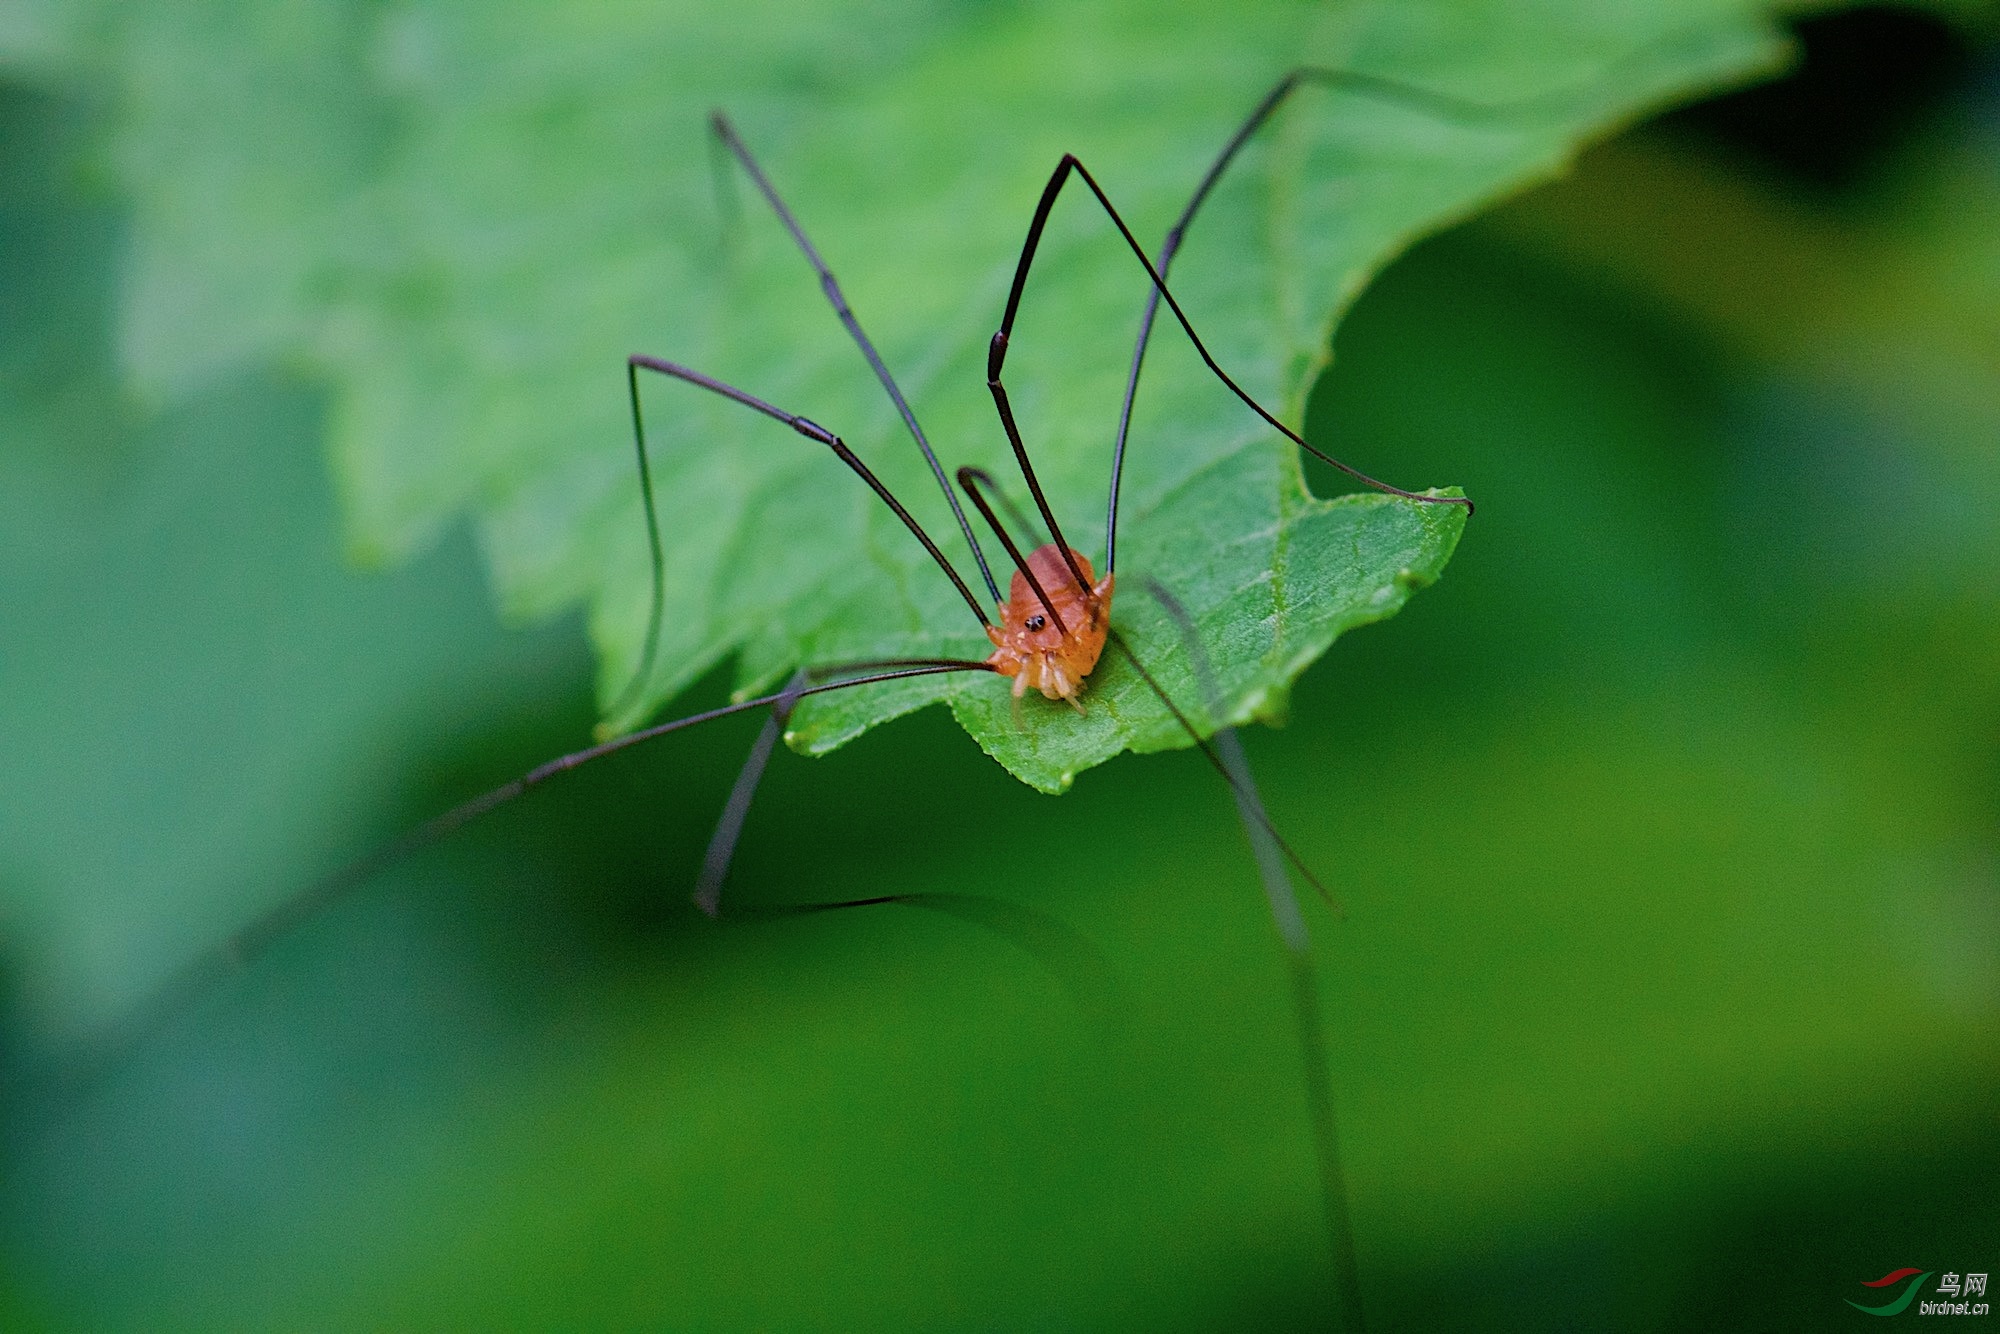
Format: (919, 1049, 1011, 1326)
(1848, 1269, 1933, 1316)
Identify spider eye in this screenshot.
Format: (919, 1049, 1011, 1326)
(1025, 614, 1047, 633)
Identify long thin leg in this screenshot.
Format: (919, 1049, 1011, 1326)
(626, 355, 994, 634)
(617, 120, 1017, 719)
(609, 359, 674, 723)
(957, 466, 1071, 635)
(985, 150, 1473, 597)
(708, 114, 1003, 606)
(692, 669, 811, 918)
(681, 681, 1118, 1002)
(1106, 626, 1339, 915)
(980, 477, 1048, 560)
(1143, 578, 1362, 1330)
(982, 331, 1094, 600)
(1107, 69, 1537, 572)
(98, 659, 996, 1073)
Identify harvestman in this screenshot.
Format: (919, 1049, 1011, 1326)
(116, 67, 1505, 1323)
(164, 67, 1485, 970)
(613, 69, 1477, 916)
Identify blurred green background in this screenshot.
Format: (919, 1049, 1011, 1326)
(3, 4, 1998, 1330)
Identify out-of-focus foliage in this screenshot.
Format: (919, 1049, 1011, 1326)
(1, 4, 1995, 1331)
(0, 0, 1784, 788)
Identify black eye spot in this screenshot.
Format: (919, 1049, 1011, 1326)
(1025, 614, 1047, 632)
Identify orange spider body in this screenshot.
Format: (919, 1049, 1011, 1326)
(983, 544, 1115, 711)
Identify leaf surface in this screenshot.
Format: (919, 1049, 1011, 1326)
(43, 0, 1786, 789)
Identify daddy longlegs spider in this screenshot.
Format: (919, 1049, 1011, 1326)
(104, 65, 1522, 1323)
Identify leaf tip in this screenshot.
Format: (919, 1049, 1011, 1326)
(1246, 684, 1290, 729)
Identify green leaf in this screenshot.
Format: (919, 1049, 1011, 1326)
(61, 0, 1785, 790)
